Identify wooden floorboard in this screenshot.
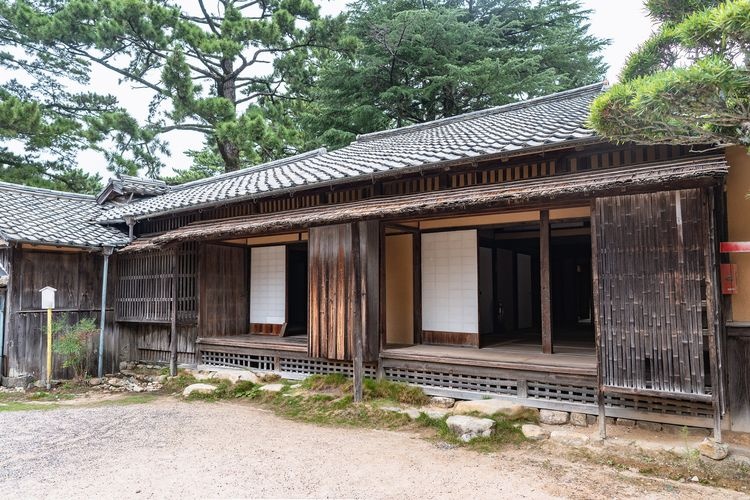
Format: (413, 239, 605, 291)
(197, 334, 308, 353)
(381, 343, 597, 376)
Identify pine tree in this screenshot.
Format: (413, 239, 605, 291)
(589, 0, 750, 148)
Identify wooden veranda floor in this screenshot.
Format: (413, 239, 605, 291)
(381, 340, 597, 377)
(196, 334, 307, 353)
(196, 334, 595, 376)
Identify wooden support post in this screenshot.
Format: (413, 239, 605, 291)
(352, 222, 364, 403)
(169, 250, 178, 377)
(590, 199, 607, 439)
(540, 210, 552, 354)
(413, 231, 422, 345)
(703, 189, 722, 443)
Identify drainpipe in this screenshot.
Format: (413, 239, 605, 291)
(97, 246, 114, 378)
(0, 291, 5, 380)
(124, 216, 136, 242)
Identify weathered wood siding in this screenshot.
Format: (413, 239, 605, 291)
(114, 244, 199, 365)
(199, 243, 248, 337)
(308, 221, 380, 362)
(4, 248, 118, 380)
(593, 189, 711, 395)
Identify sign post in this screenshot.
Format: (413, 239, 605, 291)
(40, 287, 56, 390)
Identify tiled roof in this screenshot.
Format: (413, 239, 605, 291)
(98, 82, 605, 222)
(0, 182, 130, 248)
(96, 175, 169, 204)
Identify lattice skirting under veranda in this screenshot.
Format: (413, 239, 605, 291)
(196, 347, 714, 428)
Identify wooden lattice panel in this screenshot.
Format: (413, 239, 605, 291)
(527, 381, 597, 405)
(605, 393, 714, 418)
(201, 350, 275, 371)
(279, 357, 376, 377)
(383, 367, 517, 395)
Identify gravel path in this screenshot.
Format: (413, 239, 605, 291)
(0, 398, 740, 499)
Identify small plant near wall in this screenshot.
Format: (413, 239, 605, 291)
(52, 315, 96, 381)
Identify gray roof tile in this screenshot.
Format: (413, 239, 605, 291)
(96, 82, 604, 222)
(0, 183, 129, 248)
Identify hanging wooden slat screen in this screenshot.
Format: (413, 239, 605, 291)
(308, 221, 380, 362)
(593, 188, 711, 397)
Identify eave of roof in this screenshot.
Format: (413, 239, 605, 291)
(0, 181, 130, 248)
(98, 137, 603, 225)
(121, 156, 728, 253)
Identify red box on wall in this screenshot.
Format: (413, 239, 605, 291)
(721, 263, 738, 294)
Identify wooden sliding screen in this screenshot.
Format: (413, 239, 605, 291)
(198, 243, 248, 337)
(308, 221, 380, 362)
(593, 188, 714, 397)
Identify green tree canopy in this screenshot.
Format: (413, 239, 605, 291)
(0, 0, 341, 183)
(589, 0, 750, 148)
(293, 0, 608, 149)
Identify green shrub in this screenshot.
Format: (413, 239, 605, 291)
(52, 315, 97, 381)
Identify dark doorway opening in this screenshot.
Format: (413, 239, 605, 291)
(286, 244, 308, 336)
(477, 219, 594, 351)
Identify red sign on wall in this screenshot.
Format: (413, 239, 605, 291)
(721, 263, 739, 294)
(720, 241, 750, 253)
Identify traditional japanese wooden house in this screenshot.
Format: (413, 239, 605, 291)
(0, 182, 129, 383)
(1, 83, 749, 438)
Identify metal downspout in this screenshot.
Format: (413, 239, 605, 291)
(97, 247, 114, 378)
(0, 291, 5, 380)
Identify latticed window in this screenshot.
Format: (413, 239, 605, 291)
(115, 243, 197, 323)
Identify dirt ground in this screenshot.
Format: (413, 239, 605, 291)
(0, 397, 744, 499)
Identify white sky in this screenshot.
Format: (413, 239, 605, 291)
(71, 0, 657, 180)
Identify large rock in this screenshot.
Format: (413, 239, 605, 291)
(453, 399, 533, 419)
(446, 415, 495, 442)
(522, 424, 550, 441)
(539, 410, 569, 425)
(182, 383, 217, 397)
(637, 421, 663, 432)
(697, 438, 729, 460)
(423, 408, 449, 419)
(213, 370, 261, 384)
(107, 377, 125, 388)
(570, 413, 588, 427)
(259, 383, 284, 393)
(429, 397, 455, 409)
(550, 430, 589, 446)
(616, 418, 636, 428)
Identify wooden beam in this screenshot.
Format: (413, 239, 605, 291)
(169, 249, 178, 376)
(413, 232, 422, 345)
(351, 222, 364, 403)
(703, 189, 723, 443)
(540, 210, 552, 354)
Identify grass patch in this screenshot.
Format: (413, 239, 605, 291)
(301, 374, 428, 405)
(415, 411, 528, 451)
(0, 401, 58, 412)
(569, 447, 750, 492)
(161, 371, 199, 393)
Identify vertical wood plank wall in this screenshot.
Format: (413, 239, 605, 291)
(594, 189, 711, 395)
(199, 244, 248, 337)
(308, 221, 380, 362)
(3, 249, 118, 380)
